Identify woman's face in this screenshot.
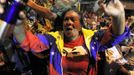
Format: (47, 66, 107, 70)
(63, 10, 81, 39)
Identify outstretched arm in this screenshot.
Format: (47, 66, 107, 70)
(25, 0, 57, 21)
(99, 0, 125, 35)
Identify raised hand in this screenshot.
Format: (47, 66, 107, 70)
(99, 0, 125, 17)
(0, 0, 7, 15)
(0, 0, 26, 42)
(98, 0, 125, 35)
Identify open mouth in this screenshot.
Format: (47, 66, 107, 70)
(66, 27, 73, 31)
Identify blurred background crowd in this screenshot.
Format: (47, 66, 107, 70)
(0, 0, 133, 75)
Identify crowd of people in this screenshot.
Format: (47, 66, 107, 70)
(0, 0, 134, 75)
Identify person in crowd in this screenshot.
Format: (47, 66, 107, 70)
(120, 22, 134, 72)
(104, 21, 134, 75)
(104, 44, 134, 75)
(25, 0, 54, 34)
(22, 0, 78, 31)
(12, 0, 131, 75)
(126, 16, 134, 27)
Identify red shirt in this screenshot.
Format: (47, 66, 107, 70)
(62, 35, 89, 75)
